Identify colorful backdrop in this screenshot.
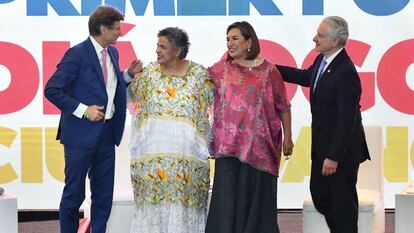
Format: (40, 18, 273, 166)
(0, 0, 413, 209)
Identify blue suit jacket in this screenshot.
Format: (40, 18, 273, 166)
(45, 38, 126, 149)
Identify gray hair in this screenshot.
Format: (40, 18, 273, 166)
(322, 16, 349, 47)
(157, 27, 190, 60)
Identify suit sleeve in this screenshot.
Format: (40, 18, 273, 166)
(327, 68, 362, 162)
(109, 46, 129, 86)
(275, 64, 314, 87)
(269, 67, 291, 113)
(44, 48, 81, 114)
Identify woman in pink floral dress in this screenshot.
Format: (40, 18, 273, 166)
(205, 21, 294, 233)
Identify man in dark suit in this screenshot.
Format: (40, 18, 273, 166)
(276, 16, 370, 233)
(45, 6, 141, 233)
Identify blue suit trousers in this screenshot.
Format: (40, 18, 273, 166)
(59, 119, 115, 233)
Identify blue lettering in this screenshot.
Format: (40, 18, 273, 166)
(177, 0, 225, 15)
(25, 0, 411, 16)
(131, 0, 174, 16)
(27, 0, 80, 16)
(108, 0, 174, 16)
(0, 0, 14, 3)
(81, 0, 100, 16)
(303, 0, 323, 15)
(354, 0, 410, 16)
(25, 0, 283, 16)
(229, 0, 282, 15)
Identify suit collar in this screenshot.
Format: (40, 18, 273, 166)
(325, 48, 347, 70)
(106, 47, 121, 74)
(311, 49, 349, 97)
(89, 35, 105, 55)
(324, 47, 343, 65)
(84, 38, 122, 85)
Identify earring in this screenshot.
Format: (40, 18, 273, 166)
(247, 48, 251, 53)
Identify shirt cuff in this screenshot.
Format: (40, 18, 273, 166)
(123, 70, 133, 83)
(73, 103, 88, 119)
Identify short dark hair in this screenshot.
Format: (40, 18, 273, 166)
(157, 27, 190, 60)
(226, 21, 260, 60)
(88, 6, 124, 36)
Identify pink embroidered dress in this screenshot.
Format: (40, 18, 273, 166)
(209, 58, 290, 176)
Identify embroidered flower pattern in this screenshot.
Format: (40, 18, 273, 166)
(128, 61, 214, 136)
(127, 61, 214, 210)
(131, 156, 210, 208)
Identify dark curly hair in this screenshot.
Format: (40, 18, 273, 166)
(158, 27, 190, 60)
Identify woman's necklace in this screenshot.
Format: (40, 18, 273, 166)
(233, 56, 259, 71)
(250, 57, 258, 71)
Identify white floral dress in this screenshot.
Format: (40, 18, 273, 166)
(127, 61, 214, 233)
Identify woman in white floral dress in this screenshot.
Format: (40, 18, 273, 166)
(127, 27, 214, 233)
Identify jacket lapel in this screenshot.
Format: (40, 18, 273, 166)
(85, 38, 106, 88)
(310, 54, 324, 101)
(310, 54, 324, 91)
(107, 46, 121, 81)
(312, 49, 347, 94)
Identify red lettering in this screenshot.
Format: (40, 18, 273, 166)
(378, 39, 414, 114)
(259, 39, 298, 101)
(0, 42, 39, 114)
(42, 42, 70, 114)
(301, 49, 318, 101)
(1, 36, 412, 116)
(346, 40, 375, 111)
(117, 22, 138, 70)
(115, 41, 138, 70)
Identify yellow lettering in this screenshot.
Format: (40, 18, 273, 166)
(410, 140, 414, 173)
(0, 126, 18, 184)
(21, 128, 43, 183)
(45, 127, 65, 182)
(384, 127, 408, 182)
(209, 159, 215, 180)
(281, 127, 311, 182)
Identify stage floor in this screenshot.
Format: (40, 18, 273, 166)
(18, 210, 396, 233)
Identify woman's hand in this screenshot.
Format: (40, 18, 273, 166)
(282, 137, 294, 160)
(128, 59, 143, 77)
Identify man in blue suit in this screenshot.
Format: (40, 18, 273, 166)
(45, 6, 140, 233)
